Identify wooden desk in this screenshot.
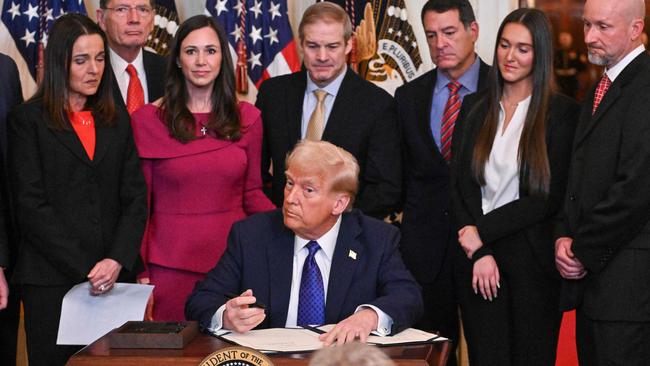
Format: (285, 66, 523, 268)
(67, 333, 450, 366)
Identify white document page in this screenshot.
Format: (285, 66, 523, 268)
(317, 324, 448, 345)
(220, 328, 324, 352)
(56, 282, 154, 345)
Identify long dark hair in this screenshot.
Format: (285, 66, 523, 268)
(160, 15, 241, 143)
(472, 8, 553, 196)
(37, 13, 115, 130)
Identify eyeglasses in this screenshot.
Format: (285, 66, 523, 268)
(104, 5, 153, 18)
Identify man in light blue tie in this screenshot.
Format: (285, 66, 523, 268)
(186, 140, 422, 345)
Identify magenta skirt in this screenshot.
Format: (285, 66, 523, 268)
(149, 263, 205, 321)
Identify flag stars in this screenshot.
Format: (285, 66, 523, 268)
(248, 51, 262, 70)
(249, 25, 262, 45)
(233, 2, 244, 16)
(214, 0, 228, 16)
(24, 3, 39, 22)
(230, 24, 242, 42)
(265, 27, 279, 45)
(21, 28, 36, 47)
(396, 30, 402, 38)
(7, 2, 20, 20)
(269, 1, 282, 20)
(388, 27, 394, 34)
(250, 0, 262, 19)
(44, 7, 54, 21)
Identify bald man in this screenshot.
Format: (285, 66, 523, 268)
(554, 0, 650, 364)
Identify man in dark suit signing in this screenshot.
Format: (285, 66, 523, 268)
(255, 2, 400, 219)
(394, 1, 488, 362)
(554, 0, 650, 364)
(186, 140, 422, 345)
(97, 0, 165, 114)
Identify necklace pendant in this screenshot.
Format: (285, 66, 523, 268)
(200, 126, 208, 136)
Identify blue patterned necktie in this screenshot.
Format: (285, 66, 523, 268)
(297, 241, 325, 326)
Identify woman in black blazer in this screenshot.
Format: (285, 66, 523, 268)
(7, 14, 146, 365)
(450, 9, 579, 366)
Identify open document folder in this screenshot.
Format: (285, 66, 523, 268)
(218, 326, 447, 353)
(56, 282, 154, 345)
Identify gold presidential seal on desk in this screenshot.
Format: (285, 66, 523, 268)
(199, 346, 274, 366)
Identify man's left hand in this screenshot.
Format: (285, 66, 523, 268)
(319, 308, 378, 346)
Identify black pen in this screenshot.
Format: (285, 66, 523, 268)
(224, 292, 267, 309)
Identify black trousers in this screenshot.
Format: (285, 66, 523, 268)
(576, 309, 650, 365)
(22, 284, 82, 366)
(0, 282, 20, 366)
(456, 234, 562, 366)
(415, 242, 458, 366)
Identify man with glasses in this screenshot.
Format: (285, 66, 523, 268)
(97, 0, 165, 114)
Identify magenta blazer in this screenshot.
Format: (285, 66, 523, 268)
(131, 102, 276, 276)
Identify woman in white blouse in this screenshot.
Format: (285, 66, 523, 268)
(450, 9, 579, 366)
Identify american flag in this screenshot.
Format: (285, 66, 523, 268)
(1, 0, 87, 98)
(205, 0, 300, 95)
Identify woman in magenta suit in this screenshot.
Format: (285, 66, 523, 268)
(130, 15, 275, 321)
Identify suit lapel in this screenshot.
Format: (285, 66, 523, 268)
(325, 212, 363, 324)
(49, 115, 93, 166)
(92, 114, 116, 165)
(266, 219, 295, 327)
(143, 51, 165, 102)
(287, 72, 307, 146)
(416, 72, 440, 158)
(323, 69, 355, 141)
(575, 53, 648, 147)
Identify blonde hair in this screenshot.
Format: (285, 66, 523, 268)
(309, 342, 395, 366)
(285, 140, 359, 210)
(298, 2, 353, 42)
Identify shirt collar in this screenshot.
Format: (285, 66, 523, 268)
(306, 66, 347, 98)
(605, 44, 646, 82)
(293, 215, 342, 261)
(109, 47, 145, 78)
(435, 54, 481, 93)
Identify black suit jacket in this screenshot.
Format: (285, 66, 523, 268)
(255, 69, 401, 219)
(110, 50, 166, 109)
(7, 98, 147, 285)
(186, 209, 423, 334)
(0, 54, 22, 269)
(451, 91, 579, 275)
(395, 61, 489, 283)
(557, 52, 650, 322)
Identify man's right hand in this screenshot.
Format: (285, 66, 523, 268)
(555, 237, 587, 279)
(223, 289, 266, 333)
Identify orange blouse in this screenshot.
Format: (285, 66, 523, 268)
(68, 111, 95, 160)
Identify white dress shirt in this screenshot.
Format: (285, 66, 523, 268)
(209, 215, 393, 335)
(300, 67, 347, 138)
(481, 95, 531, 214)
(109, 47, 150, 104)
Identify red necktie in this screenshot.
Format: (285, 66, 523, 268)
(126, 64, 144, 115)
(592, 74, 611, 115)
(440, 81, 462, 162)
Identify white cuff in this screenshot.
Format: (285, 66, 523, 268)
(354, 304, 393, 336)
(207, 304, 227, 333)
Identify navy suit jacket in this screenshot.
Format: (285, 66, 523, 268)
(185, 209, 423, 333)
